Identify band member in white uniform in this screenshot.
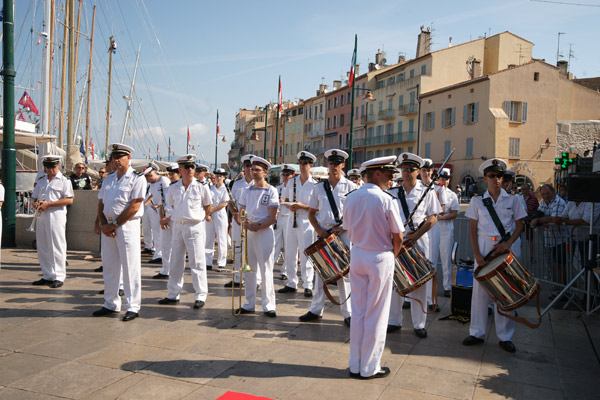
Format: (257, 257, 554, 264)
(501, 169, 522, 260)
(279, 151, 317, 297)
(462, 158, 526, 353)
(31, 155, 74, 288)
(142, 182, 155, 256)
(155, 163, 180, 279)
(347, 168, 362, 187)
(344, 156, 404, 380)
(273, 164, 297, 280)
(144, 163, 170, 265)
(387, 153, 441, 338)
(158, 154, 212, 309)
(205, 168, 229, 271)
(225, 154, 255, 288)
(301, 149, 355, 326)
(235, 156, 279, 317)
(93, 144, 146, 321)
(436, 168, 460, 297)
(195, 163, 209, 184)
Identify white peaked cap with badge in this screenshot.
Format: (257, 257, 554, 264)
(422, 158, 434, 168)
(296, 151, 316, 163)
(143, 162, 159, 175)
(324, 149, 349, 161)
(347, 168, 360, 177)
(176, 154, 197, 164)
(109, 143, 134, 156)
(40, 154, 62, 163)
(251, 156, 272, 170)
(479, 158, 507, 175)
(398, 152, 424, 168)
(214, 168, 228, 175)
(241, 154, 255, 163)
(362, 155, 399, 171)
(440, 168, 451, 177)
(282, 164, 298, 173)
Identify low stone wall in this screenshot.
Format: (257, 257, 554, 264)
(556, 120, 600, 155)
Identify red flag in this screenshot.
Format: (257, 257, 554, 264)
(90, 140, 95, 156)
(278, 76, 282, 118)
(217, 124, 220, 134)
(18, 91, 39, 115)
(16, 111, 26, 122)
(187, 127, 191, 153)
(348, 35, 357, 87)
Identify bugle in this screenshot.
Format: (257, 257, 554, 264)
(232, 209, 254, 316)
(27, 194, 45, 232)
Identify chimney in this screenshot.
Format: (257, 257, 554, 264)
(472, 59, 482, 79)
(369, 62, 376, 72)
(375, 49, 385, 65)
(449, 36, 453, 48)
(317, 84, 328, 95)
(333, 80, 342, 90)
(557, 60, 568, 77)
(416, 25, 431, 58)
(398, 54, 405, 63)
(355, 64, 359, 76)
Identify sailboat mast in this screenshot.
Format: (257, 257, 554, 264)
(58, 1, 69, 148)
(119, 44, 141, 144)
(84, 5, 95, 159)
(40, 0, 51, 136)
(66, 0, 76, 147)
(105, 36, 115, 154)
(47, 0, 55, 133)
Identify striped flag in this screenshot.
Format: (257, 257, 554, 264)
(348, 35, 357, 87)
(187, 127, 190, 153)
(278, 76, 282, 118)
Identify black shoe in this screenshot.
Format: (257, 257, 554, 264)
(344, 317, 351, 327)
(349, 370, 361, 379)
(207, 265, 212, 270)
(463, 335, 485, 346)
(119, 289, 125, 297)
(141, 248, 154, 255)
(99, 290, 104, 294)
(235, 307, 254, 315)
(218, 266, 226, 272)
(224, 281, 242, 288)
(299, 311, 321, 322)
(148, 258, 163, 264)
(193, 300, 205, 309)
(280, 274, 288, 281)
(444, 290, 451, 298)
(152, 273, 169, 279)
(304, 288, 313, 298)
(158, 297, 179, 305)
(264, 310, 277, 318)
(499, 340, 516, 353)
(94, 266, 103, 272)
(122, 311, 138, 322)
(414, 328, 427, 338)
(428, 304, 440, 313)
(92, 307, 118, 317)
(278, 286, 297, 294)
(362, 367, 391, 380)
(32, 278, 53, 286)
(50, 280, 63, 288)
(387, 324, 401, 333)
(402, 301, 411, 309)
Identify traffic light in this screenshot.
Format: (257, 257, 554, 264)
(555, 152, 576, 170)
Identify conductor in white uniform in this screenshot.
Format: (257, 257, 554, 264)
(344, 156, 404, 380)
(93, 144, 146, 322)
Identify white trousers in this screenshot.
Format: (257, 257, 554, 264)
(438, 221, 455, 291)
(232, 220, 242, 283)
(273, 214, 289, 275)
(349, 247, 394, 377)
(205, 210, 228, 267)
(389, 284, 427, 329)
(159, 221, 173, 275)
(149, 209, 162, 259)
(283, 216, 315, 290)
(101, 219, 142, 312)
(142, 204, 154, 250)
(242, 227, 276, 312)
(36, 210, 67, 281)
(309, 231, 351, 318)
(470, 237, 515, 341)
(167, 222, 208, 301)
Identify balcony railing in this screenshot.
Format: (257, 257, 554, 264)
(353, 131, 415, 148)
(377, 109, 395, 121)
(398, 103, 418, 116)
(360, 113, 376, 124)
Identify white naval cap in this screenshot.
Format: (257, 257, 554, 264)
(297, 151, 316, 163)
(362, 155, 399, 171)
(195, 163, 209, 172)
(241, 154, 255, 163)
(251, 156, 272, 171)
(282, 164, 298, 173)
(109, 143, 134, 157)
(479, 158, 507, 175)
(214, 168, 228, 176)
(504, 169, 515, 177)
(176, 154, 197, 165)
(422, 158, 434, 168)
(143, 162, 159, 175)
(324, 149, 348, 163)
(347, 168, 360, 177)
(439, 168, 451, 178)
(166, 163, 180, 173)
(40, 154, 62, 164)
(398, 152, 424, 168)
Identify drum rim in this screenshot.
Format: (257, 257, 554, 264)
(304, 232, 340, 255)
(474, 251, 513, 282)
(496, 281, 541, 312)
(394, 269, 435, 296)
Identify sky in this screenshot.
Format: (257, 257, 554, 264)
(12, 0, 600, 168)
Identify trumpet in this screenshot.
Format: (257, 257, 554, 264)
(27, 194, 45, 232)
(232, 208, 254, 316)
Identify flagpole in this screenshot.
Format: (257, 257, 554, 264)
(186, 126, 190, 154)
(274, 76, 281, 164)
(348, 34, 358, 170)
(214, 109, 219, 170)
(168, 137, 171, 162)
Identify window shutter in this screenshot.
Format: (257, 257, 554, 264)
(441, 111, 446, 128)
(450, 107, 455, 127)
(463, 104, 468, 124)
(503, 101, 511, 116)
(431, 111, 435, 130)
(521, 102, 528, 123)
(473, 102, 479, 123)
(423, 114, 427, 130)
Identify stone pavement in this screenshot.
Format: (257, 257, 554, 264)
(0, 247, 598, 400)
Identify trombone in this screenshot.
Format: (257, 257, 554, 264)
(232, 208, 254, 316)
(27, 194, 45, 232)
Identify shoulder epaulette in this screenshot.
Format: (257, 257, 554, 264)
(134, 170, 143, 176)
(36, 174, 46, 181)
(385, 190, 398, 199)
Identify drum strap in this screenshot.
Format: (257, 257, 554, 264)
(403, 273, 438, 315)
(397, 187, 416, 231)
(496, 288, 542, 329)
(482, 197, 507, 238)
(322, 283, 351, 306)
(323, 180, 341, 225)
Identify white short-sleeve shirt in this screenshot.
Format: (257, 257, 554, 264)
(167, 179, 212, 223)
(308, 177, 357, 229)
(231, 177, 254, 204)
(282, 175, 316, 218)
(440, 186, 460, 218)
(465, 189, 527, 237)
(149, 176, 170, 206)
(32, 171, 74, 215)
(98, 167, 146, 220)
(276, 182, 290, 216)
(239, 185, 279, 223)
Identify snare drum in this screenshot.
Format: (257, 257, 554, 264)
(393, 243, 434, 296)
(304, 232, 350, 285)
(474, 251, 540, 312)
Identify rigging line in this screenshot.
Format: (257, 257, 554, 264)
(137, 66, 168, 147)
(530, 0, 600, 6)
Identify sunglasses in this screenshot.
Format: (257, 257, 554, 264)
(181, 164, 195, 170)
(99, 171, 106, 174)
(76, 166, 85, 169)
(486, 173, 504, 179)
(281, 172, 292, 176)
(251, 167, 266, 172)
(299, 161, 313, 165)
(327, 161, 343, 165)
(401, 167, 418, 173)
(243, 163, 252, 168)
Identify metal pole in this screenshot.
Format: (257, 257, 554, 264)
(348, 34, 357, 170)
(119, 43, 141, 143)
(274, 75, 280, 164)
(58, 2, 69, 148)
(47, 0, 55, 134)
(214, 109, 219, 169)
(2, 0, 16, 247)
(66, 0, 75, 147)
(84, 5, 96, 159)
(263, 104, 269, 158)
(416, 84, 421, 155)
(105, 36, 114, 153)
(40, 0, 51, 136)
